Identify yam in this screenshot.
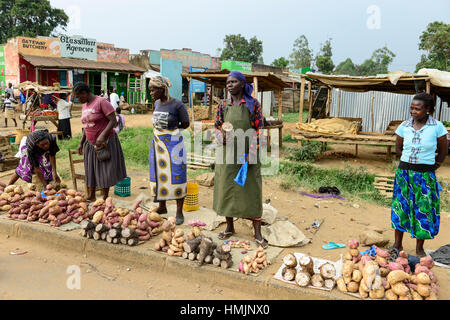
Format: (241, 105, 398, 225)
(282, 267, 297, 282)
(346, 281, 359, 293)
(282, 253, 297, 268)
(320, 263, 336, 279)
(311, 274, 324, 288)
(295, 271, 311, 287)
(128, 238, 138, 246)
(324, 279, 335, 290)
(299, 255, 314, 275)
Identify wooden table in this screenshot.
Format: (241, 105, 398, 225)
(292, 130, 396, 158)
(28, 115, 59, 132)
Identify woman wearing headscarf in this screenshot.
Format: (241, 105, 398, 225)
(213, 71, 267, 248)
(392, 93, 448, 257)
(74, 82, 127, 202)
(8, 130, 61, 187)
(148, 76, 190, 225)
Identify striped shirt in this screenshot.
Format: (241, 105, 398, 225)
(3, 97, 16, 111)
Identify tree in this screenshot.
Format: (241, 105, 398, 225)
(315, 38, 335, 74)
(219, 34, 263, 64)
(371, 46, 396, 74)
(415, 21, 450, 71)
(271, 57, 289, 68)
(289, 35, 313, 69)
(334, 58, 358, 76)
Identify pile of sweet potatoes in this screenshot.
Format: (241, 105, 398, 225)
(1, 184, 89, 227)
(337, 239, 439, 300)
(238, 247, 270, 275)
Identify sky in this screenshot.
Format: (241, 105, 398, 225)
(49, 0, 449, 73)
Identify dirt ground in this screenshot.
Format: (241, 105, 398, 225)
(0, 110, 449, 300)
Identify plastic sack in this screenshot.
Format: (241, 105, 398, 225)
(234, 154, 248, 187)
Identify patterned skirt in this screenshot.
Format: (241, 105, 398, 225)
(391, 168, 441, 240)
(15, 145, 53, 183)
(149, 128, 187, 201)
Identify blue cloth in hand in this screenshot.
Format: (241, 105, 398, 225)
(234, 154, 248, 187)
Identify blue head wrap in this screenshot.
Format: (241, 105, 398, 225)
(228, 71, 255, 114)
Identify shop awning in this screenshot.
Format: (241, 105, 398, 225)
(21, 55, 146, 73)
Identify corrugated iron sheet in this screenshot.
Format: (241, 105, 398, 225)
(330, 89, 449, 133)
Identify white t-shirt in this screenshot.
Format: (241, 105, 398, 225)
(109, 93, 119, 109)
(57, 99, 72, 120)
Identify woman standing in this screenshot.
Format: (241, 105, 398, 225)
(148, 76, 190, 225)
(74, 82, 127, 202)
(213, 71, 267, 248)
(8, 130, 61, 188)
(392, 93, 448, 256)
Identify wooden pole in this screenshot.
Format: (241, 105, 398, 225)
(208, 85, 214, 120)
(253, 76, 259, 98)
(426, 80, 431, 94)
(278, 89, 282, 121)
(190, 78, 194, 126)
(337, 89, 341, 117)
(325, 87, 332, 116)
(438, 99, 443, 121)
(370, 91, 375, 132)
(299, 77, 306, 123)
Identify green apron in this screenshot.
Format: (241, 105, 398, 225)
(213, 103, 262, 218)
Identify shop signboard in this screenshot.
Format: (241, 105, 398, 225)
(221, 60, 252, 73)
(17, 37, 61, 57)
(0, 46, 5, 93)
(190, 67, 207, 93)
(60, 35, 97, 61)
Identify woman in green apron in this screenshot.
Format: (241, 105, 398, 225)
(213, 71, 267, 248)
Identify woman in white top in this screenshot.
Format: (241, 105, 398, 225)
(57, 93, 73, 139)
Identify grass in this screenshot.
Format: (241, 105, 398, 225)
(272, 111, 308, 123)
(278, 161, 393, 207)
(282, 134, 297, 143)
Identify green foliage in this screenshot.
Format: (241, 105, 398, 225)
(315, 38, 335, 74)
(279, 161, 392, 207)
(219, 34, 263, 64)
(282, 134, 296, 143)
(271, 57, 289, 68)
(287, 142, 322, 162)
(335, 46, 396, 76)
(289, 35, 313, 69)
(416, 21, 450, 72)
(0, 0, 68, 43)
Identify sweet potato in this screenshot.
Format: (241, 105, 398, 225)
(347, 239, 359, 249)
(347, 281, 359, 293)
(392, 282, 409, 296)
(388, 262, 404, 271)
(60, 216, 72, 225)
(387, 270, 410, 285)
(361, 255, 373, 266)
(417, 283, 431, 297)
(105, 197, 113, 208)
(139, 233, 151, 241)
(56, 213, 66, 220)
(419, 256, 434, 269)
(417, 272, 431, 285)
(411, 290, 423, 300)
(2, 205, 12, 211)
(385, 289, 398, 300)
(369, 287, 385, 299)
(375, 255, 388, 268)
(395, 257, 408, 267)
(133, 200, 142, 212)
(431, 283, 439, 295)
(414, 265, 431, 275)
(0, 200, 8, 207)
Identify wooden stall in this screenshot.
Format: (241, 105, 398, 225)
(293, 72, 450, 158)
(181, 69, 292, 148)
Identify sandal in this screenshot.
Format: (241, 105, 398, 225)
(156, 208, 168, 215)
(175, 216, 184, 226)
(255, 238, 269, 249)
(218, 231, 235, 240)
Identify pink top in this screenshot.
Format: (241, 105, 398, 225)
(81, 96, 115, 143)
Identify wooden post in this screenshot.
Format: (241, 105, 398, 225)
(337, 89, 341, 117)
(325, 87, 332, 116)
(370, 91, 375, 132)
(190, 78, 194, 126)
(299, 77, 306, 123)
(208, 85, 214, 120)
(253, 77, 258, 98)
(278, 89, 282, 121)
(426, 80, 431, 94)
(438, 100, 443, 121)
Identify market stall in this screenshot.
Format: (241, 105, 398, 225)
(16, 81, 71, 132)
(293, 70, 450, 158)
(181, 69, 293, 148)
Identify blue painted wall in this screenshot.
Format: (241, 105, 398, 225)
(161, 58, 182, 101)
(150, 50, 161, 65)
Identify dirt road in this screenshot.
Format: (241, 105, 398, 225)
(0, 235, 259, 300)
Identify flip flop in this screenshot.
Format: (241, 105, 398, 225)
(322, 242, 346, 250)
(255, 238, 269, 249)
(175, 216, 184, 225)
(156, 208, 168, 215)
(218, 231, 234, 240)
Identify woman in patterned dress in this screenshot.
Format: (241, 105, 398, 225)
(391, 93, 448, 256)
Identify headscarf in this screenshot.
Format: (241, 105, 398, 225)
(149, 76, 172, 98)
(228, 71, 255, 114)
(26, 130, 53, 167)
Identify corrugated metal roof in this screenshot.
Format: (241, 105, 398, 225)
(330, 89, 449, 133)
(21, 54, 146, 73)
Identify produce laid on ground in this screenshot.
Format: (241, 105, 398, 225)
(336, 239, 440, 300)
(239, 247, 271, 275)
(81, 199, 163, 246)
(0, 183, 89, 227)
